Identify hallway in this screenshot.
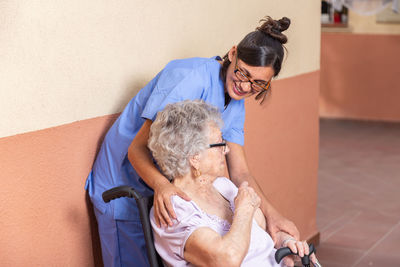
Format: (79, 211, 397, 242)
(316, 119, 400, 266)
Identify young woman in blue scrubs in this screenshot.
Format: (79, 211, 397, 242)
(85, 16, 300, 266)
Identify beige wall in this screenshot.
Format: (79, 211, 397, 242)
(322, 7, 400, 34)
(0, 0, 321, 265)
(349, 8, 400, 34)
(0, 0, 320, 138)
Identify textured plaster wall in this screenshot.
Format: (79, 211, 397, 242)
(322, 7, 400, 34)
(348, 9, 400, 34)
(0, 0, 320, 138)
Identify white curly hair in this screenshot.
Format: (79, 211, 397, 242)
(148, 100, 223, 180)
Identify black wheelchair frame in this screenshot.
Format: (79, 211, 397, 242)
(102, 186, 163, 267)
(102, 186, 317, 267)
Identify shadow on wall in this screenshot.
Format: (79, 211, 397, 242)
(85, 114, 122, 266)
(86, 193, 104, 267)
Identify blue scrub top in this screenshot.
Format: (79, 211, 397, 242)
(85, 57, 245, 220)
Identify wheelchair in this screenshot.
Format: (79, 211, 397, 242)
(102, 186, 317, 267)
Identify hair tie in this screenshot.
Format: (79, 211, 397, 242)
(271, 28, 281, 34)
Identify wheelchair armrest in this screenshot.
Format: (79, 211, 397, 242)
(102, 185, 142, 203)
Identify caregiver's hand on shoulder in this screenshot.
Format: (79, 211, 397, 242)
(234, 182, 261, 213)
(266, 208, 300, 243)
(153, 180, 191, 227)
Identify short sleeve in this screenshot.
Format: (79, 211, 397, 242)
(222, 100, 245, 146)
(212, 177, 239, 203)
(223, 126, 244, 146)
(150, 196, 209, 262)
(141, 62, 210, 121)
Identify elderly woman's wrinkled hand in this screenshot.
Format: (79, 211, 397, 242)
(281, 238, 319, 267)
(234, 182, 261, 212)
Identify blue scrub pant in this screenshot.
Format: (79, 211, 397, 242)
(94, 204, 149, 267)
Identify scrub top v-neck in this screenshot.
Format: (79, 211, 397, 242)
(85, 56, 245, 221)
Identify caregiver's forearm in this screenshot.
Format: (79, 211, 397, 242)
(128, 141, 169, 190)
(231, 172, 277, 218)
(226, 142, 277, 218)
(127, 119, 168, 191)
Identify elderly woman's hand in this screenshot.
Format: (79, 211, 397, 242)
(280, 237, 318, 267)
(234, 182, 261, 213)
(153, 180, 191, 227)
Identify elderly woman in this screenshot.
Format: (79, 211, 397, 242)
(148, 100, 317, 267)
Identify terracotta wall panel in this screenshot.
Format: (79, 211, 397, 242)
(320, 33, 400, 121)
(0, 114, 118, 266)
(245, 71, 320, 240)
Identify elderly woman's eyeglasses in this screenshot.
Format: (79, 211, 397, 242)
(234, 55, 271, 94)
(209, 140, 227, 153)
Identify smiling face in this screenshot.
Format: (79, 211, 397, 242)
(225, 46, 275, 101)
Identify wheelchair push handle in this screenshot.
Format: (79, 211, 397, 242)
(102, 185, 143, 203)
(275, 243, 316, 267)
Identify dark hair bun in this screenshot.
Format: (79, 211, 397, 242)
(256, 16, 291, 44)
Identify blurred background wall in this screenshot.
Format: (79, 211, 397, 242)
(0, 1, 321, 265)
(317, 2, 400, 264)
(320, 8, 400, 121)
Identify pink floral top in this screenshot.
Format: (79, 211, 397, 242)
(150, 177, 284, 267)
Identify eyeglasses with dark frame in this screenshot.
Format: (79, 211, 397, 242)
(234, 55, 271, 94)
(209, 140, 227, 153)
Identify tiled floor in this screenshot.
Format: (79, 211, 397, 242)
(316, 119, 400, 267)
